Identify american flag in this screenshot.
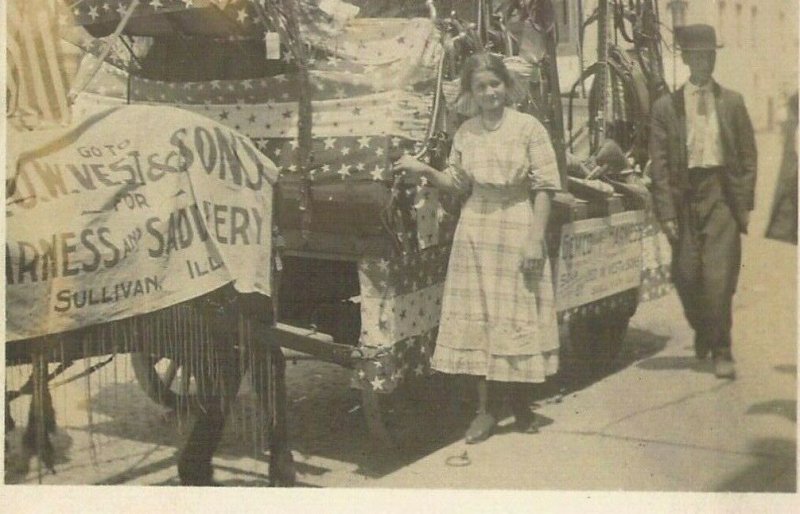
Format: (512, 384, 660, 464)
(6, 0, 72, 127)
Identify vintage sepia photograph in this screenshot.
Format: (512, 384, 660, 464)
(2, 0, 797, 508)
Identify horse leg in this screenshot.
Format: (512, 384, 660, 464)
(177, 333, 241, 486)
(6, 395, 16, 433)
(268, 346, 295, 486)
(22, 352, 56, 473)
(252, 342, 295, 487)
(176, 395, 225, 486)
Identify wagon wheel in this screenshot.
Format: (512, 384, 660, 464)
(567, 312, 631, 376)
(130, 352, 199, 411)
(360, 386, 396, 450)
(359, 372, 463, 453)
(601, 315, 631, 362)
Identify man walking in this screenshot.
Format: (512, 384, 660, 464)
(649, 24, 757, 379)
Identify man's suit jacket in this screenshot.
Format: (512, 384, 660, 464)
(648, 81, 757, 232)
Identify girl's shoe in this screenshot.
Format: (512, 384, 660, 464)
(465, 412, 496, 444)
(509, 384, 538, 433)
(512, 409, 539, 433)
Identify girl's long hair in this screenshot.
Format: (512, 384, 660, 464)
(454, 52, 528, 116)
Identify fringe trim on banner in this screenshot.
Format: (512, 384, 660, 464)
(4, 285, 275, 483)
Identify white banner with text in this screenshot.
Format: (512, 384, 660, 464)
(555, 210, 644, 312)
(6, 105, 278, 341)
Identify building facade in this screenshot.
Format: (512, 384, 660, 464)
(554, 0, 798, 130)
(676, 0, 798, 129)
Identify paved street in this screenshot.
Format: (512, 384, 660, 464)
(4, 131, 796, 494)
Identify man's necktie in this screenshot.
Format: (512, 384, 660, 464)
(693, 88, 708, 164)
(697, 88, 708, 116)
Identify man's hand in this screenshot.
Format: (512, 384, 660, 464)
(661, 219, 679, 242)
(739, 211, 750, 233)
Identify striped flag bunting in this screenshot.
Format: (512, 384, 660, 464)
(6, 0, 72, 127)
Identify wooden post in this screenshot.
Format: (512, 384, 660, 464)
(594, 0, 609, 152)
(541, 0, 568, 189)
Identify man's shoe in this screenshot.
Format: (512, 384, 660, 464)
(713, 354, 736, 379)
(694, 335, 710, 360)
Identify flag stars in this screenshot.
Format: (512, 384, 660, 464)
(237, 8, 249, 23)
(357, 136, 372, 149)
(337, 165, 351, 179)
(248, 114, 257, 123)
(149, 0, 163, 10)
(282, 109, 293, 119)
(218, 110, 229, 120)
(182, 0, 194, 6)
(370, 165, 384, 181)
(370, 376, 385, 391)
(323, 137, 337, 150)
(88, 6, 100, 19)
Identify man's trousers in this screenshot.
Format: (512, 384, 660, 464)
(670, 167, 742, 354)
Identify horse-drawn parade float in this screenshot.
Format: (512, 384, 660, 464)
(5, 0, 673, 486)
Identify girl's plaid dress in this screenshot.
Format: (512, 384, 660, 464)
(431, 108, 561, 383)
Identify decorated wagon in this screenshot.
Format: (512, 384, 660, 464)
(6, 0, 673, 483)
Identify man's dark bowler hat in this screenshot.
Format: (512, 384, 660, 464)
(676, 24, 724, 51)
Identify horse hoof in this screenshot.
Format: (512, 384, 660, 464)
(5, 410, 15, 433)
(22, 429, 56, 472)
(270, 451, 296, 487)
(178, 461, 217, 487)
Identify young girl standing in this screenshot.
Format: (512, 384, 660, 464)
(394, 53, 562, 443)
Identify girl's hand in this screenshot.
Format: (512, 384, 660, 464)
(393, 155, 429, 179)
(520, 239, 545, 275)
